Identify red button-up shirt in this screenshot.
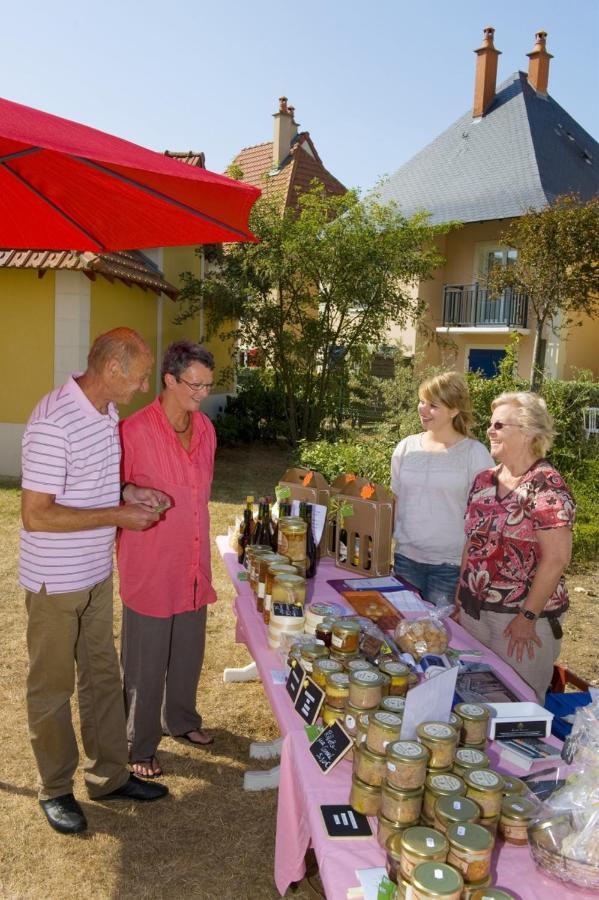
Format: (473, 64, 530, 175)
(117, 397, 217, 617)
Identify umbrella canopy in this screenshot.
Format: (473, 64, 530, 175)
(0, 95, 260, 251)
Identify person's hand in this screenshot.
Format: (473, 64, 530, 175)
(117, 503, 161, 531)
(122, 484, 171, 511)
(504, 614, 543, 663)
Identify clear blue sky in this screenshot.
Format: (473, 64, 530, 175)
(2, 0, 597, 192)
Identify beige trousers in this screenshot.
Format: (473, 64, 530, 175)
(460, 608, 563, 702)
(26, 576, 129, 800)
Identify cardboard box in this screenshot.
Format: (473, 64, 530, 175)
(324, 474, 370, 559)
(329, 478, 394, 577)
(486, 701, 554, 740)
(277, 468, 330, 555)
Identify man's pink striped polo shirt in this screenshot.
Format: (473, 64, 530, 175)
(20, 375, 120, 594)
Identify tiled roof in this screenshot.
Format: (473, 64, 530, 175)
(230, 132, 346, 208)
(164, 150, 206, 169)
(375, 72, 599, 224)
(0, 249, 178, 298)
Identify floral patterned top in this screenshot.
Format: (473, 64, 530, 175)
(459, 460, 575, 617)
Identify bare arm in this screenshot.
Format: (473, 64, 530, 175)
(21, 488, 160, 533)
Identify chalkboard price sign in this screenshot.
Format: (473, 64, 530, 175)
(294, 676, 325, 725)
(272, 602, 304, 618)
(309, 721, 352, 774)
(320, 805, 372, 839)
(286, 660, 305, 703)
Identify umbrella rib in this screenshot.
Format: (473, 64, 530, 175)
(3, 161, 106, 250)
(0, 147, 41, 163)
(75, 156, 252, 241)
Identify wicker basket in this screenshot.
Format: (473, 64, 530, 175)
(529, 831, 599, 890)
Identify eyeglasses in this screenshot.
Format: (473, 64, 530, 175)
(177, 376, 214, 394)
(488, 420, 522, 431)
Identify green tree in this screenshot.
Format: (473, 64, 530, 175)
(490, 194, 599, 391)
(176, 182, 454, 443)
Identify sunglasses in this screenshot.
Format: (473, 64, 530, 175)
(488, 420, 522, 431)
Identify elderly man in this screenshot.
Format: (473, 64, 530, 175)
(21, 327, 169, 836)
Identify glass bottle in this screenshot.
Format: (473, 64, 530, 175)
(237, 508, 253, 565)
(303, 504, 317, 579)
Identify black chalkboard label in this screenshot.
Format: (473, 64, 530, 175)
(272, 602, 304, 618)
(286, 660, 305, 703)
(320, 804, 372, 839)
(294, 677, 325, 725)
(309, 721, 352, 774)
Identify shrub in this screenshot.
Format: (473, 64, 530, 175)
(214, 369, 290, 446)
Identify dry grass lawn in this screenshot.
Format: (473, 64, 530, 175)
(0, 444, 597, 899)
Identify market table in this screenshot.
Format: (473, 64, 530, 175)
(216, 537, 595, 900)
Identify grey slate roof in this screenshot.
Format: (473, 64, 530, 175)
(375, 72, 599, 224)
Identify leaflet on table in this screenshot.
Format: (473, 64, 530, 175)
(455, 662, 520, 704)
(327, 575, 416, 594)
(400, 666, 459, 740)
(347, 868, 388, 900)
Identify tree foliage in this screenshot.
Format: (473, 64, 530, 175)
(176, 182, 455, 443)
(490, 194, 599, 390)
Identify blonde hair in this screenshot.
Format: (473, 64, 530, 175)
(88, 327, 151, 375)
(418, 372, 474, 437)
(491, 391, 556, 457)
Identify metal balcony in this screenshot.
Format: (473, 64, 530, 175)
(442, 283, 529, 329)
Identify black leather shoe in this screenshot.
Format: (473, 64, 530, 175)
(40, 793, 87, 835)
(94, 774, 168, 803)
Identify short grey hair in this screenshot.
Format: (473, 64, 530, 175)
(88, 327, 151, 374)
(161, 340, 215, 387)
(491, 391, 556, 457)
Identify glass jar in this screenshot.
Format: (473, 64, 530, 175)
(331, 620, 361, 653)
(469, 890, 515, 900)
(397, 826, 449, 881)
(453, 704, 490, 746)
(315, 621, 333, 647)
(350, 669, 386, 709)
(343, 701, 363, 738)
(416, 722, 458, 769)
(380, 695, 407, 716)
(330, 647, 361, 665)
(478, 815, 500, 838)
(277, 516, 307, 563)
(433, 795, 481, 833)
(355, 711, 371, 749)
(380, 780, 423, 824)
(312, 657, 343, 689)
(264, 561, 296, 622)
(464, 770, 504, 819)
(378, 660, 410, 696)
(325, 671, 350, 709)
(305, 601, 344, 632)
(448, 711, 462, 733)
(499, 796, 538, 845)
(300, 641, 329, 674)
(410, 861, 463, 900)
(452, 747, 490, 779)
(271, 573, 306, 608)
(350, 774, 381, 816)
(501, 775, 528, 798)
(249, 547, 273, 595)
(460, 876, 493, 900)
(346, 658, 374, 674)
(322, 703, 345, 727)
(355, 744, 387, 787)
(377, 813, 416, 850)
(422, 773, 466, 822)
(367, 711, 403, 754)
(386, 740, 429, 790)
(446, 822, 493, 883)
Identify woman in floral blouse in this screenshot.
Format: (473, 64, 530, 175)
(458, 392, 575, 701)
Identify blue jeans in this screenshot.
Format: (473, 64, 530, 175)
(393, 552, 460, 607)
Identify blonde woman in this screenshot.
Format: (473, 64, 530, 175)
(459, 392, 575, 701)
(391, 372, 493, 604)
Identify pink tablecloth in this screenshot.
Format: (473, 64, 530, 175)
(216, 537, 594, 900)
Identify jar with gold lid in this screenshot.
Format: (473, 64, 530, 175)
(416, 722, 458, 769)
(380, 695, 406, 716)
(378, 660, 410, 696)
(355, 744, 387, 786)
(350, 774, 381, 816)
(478, 814, 500, 838)
(446, 822, 493, 883)
(410, 861, 463, 900)
(346, 658, 374, 674)
(330, 647, 360, 665)
(367, 711, 403, 754)
(464, 770, 504, 819)
(377, 812, 417, 850)
(331, 620, 361, 654)
(452, 747, 490, 778)
(305, 601, 344, 632)
(277, 516, 307, 563)
(322, 703, 345, 727)
(448, 711, 462, 733)
(386, 740, 429, 790)
(396, 826, 449, 881)
(500, 775, 528, 797)
(343, 701, 363, 737)
(312, 657, 343, 689)
(422, 773, 466, 822)
(380, 779, 423, 824)
(469, 890, 515, 900)
(460, 875, 492, 900)
(453, 703, 490, 746)
(249, 546, 274, 595)
(271, 572, 306, 608)
(299, 641, 329, 674)
(433, 794, 480, 833)
(349, 668, 385, 709)
(499, 796, 538, 845)
(325, 671, 350, 709)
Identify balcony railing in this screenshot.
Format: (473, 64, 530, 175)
(442, 283, 528, 328)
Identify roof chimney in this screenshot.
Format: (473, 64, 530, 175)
(472, 26, 501, 118)
(272, 96, 298, 168)
(527, 31, 553, 96)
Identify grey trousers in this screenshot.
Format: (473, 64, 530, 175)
(121, 604, 208, 760)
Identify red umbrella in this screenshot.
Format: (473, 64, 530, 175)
(0, 95, 260, 251)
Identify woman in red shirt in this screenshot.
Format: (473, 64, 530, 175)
(459, 391, 575, 702)
(117, 341, 217, 778)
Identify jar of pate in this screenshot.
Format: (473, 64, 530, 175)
(271, 572, 306, 608)
(469, 890, 516, 900)
(329, 647, 360, 665)
(346, 658, 374, 673)
(499, 796, 538, 845)
(397, 826, 449, 881)
(300, 641, 329, 674)
(410, 861, 464, 900)
(322, 703, 345, 727)
(355, 711, 371, 748)
(343, 701, 364, 738)
(355, 744, 387, 786)
(350, 774, 381, 816)
(453, 703, 490, 746)
(380, 780, 423, 824)
(416, 722, 458, 769)
(478, 814, 500, 838)
(377, 813, 417, 850)
(452, 747, 490, 779)
(446, 822, 493, 883)
(312, 657, 343, 689)
(433, 794, 481, 833)
(380, 695, 407, 716)
(378, 660, 410, 696)
(325, 671, 350, 709)
(386, 740, 429, 790)
(264, 562, 297, 622)
(367, 711, 403, 754)
(501, 775, 528, 798)
(464, 770, 504, 819)
(331, 620, 361, 653)
(349, 668, 385, 709)
(277, 516, 307, 563)
(460, 875, 493, 900)
(422, 773, 466, 821)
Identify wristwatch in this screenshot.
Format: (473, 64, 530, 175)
(519, 608, 537, 622)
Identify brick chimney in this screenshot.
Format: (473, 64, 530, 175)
(527, 31, 553, 96)
(472, 26, 501, 118)
(272, 96, 298, 168)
